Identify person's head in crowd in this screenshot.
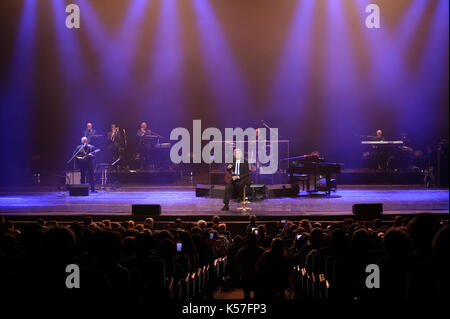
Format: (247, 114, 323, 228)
(136, 231, 154, 258)
(299, 219, 312, 232)
(393, 215, 404, 227)
(310, 227, 323, 249)
(184, 222, 194, 232)
(432, 225, 449, 268)
(21, 223, 46, 255)
(330, 228, 348, 251)
(383, 227, 412, 259)
(121, 221, 130, 230)
(293, 232, 309, 250)
(249, 215, 257, 225)
(47, 220, 57, 227)
(408, 214, 441, 253)
(156, 229, 175, 242)
(373, 219, 382, 230)
(102, 219, 112, 229)
(257, 225, 266, 236)
(190, 226, 203, 236)
(111, 222, 121, 230)
(270, 238, 286, 256)
(83, 216, 93, 226)
(128, 220, 135, 229)
(156, 237, 176, 259)
(218, 223, 227, 233)
(197, 219, 207, 229)
(121, 236, 136, 259)
(232, 235, 243, 246)
(136, 224, 144, 232)
(209, 229, 219, 240)
(312, 222, 322, 229)
(37, 218, 46, 227)
(178, 231, 196, 255)
(174, 218, 183, 230)
(212, 215, 220, 226)
(245, 233, 258, 247)
(352, 228, 371, 255)
(44, 226, 76, 263)
(144, 217, 154, 230)
(89, 230, 122, 264)
(191, 233, 204, 251)
(348, 222, 360, 236)
(343, 218, 354, 231)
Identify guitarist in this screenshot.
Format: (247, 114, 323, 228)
(74, 136, 98, 193)
(222, 149, 251, 211)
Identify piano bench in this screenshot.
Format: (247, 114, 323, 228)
(291, 174, 309, 191)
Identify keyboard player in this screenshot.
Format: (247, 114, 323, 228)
(375, 129, 385, 141)
(362, 129, 399, 170)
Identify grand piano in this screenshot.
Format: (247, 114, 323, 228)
(286, 154, 342, 195)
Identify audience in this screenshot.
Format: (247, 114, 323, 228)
(0, 213, 447, 301)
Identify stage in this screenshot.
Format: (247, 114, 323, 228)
(0, 185, 448, 220)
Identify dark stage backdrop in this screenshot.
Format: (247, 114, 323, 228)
(0, 0, 448, 184)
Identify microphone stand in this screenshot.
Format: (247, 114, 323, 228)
(67, 145, 84, 164)
(261, 120, 282, 139)
(150, 130, 165, 145)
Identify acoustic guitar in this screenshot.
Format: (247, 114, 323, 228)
(224, 164, 233, 184)
(77, 148, 101, 160)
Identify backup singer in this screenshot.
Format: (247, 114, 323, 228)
(107, 124, 123, 164)
(222, 149, 252, 211)
(136, 121, 153, 170)
(74, 136, 97, 193)
(83, 122, 96, 143)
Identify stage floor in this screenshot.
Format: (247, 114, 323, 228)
(0, 185, 448, 217)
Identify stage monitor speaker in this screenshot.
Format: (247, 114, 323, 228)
(195, 184, 211, 197)
(266, 184, 300, 198)
(352, 203, 383, 218)
(68, 184, 89, 196)
(249, 184, 266, 201)
(132, 204, 161, 217)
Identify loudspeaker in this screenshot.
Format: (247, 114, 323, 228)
(249, 184, 266, 201)
(66, 171, 81, 184)
(266, 184, 299, 198)
(68, 184, 89, 196)
(352, 203, 383, 217)
(195, 184, 211, 197)
(132, 204, 161, 217)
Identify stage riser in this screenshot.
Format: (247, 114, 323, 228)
(209, 172, 288, 185)
(195, 184, 300, 199)
(338, 171, 424, 185)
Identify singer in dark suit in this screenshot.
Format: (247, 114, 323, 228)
(74, 136, 97, 192)
(222, 149, 252, 211)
